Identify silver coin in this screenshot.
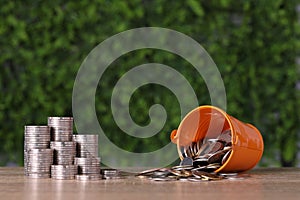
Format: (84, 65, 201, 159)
(27, 149, 53, 154)
(192, 142, 199, 157)
(25, 126, 50, 131)
(205, 138, 220, 143)
(187, 177, 205, 182)
(221, 149, 232, 165)
(193, 157, 208, 166)
(48, 117, 73, 121)
(136, 167, 166, 176)
(223, 146, 232, 151)
(207, 163, 221, 168)
(51, 141, 75, 146)
(51, 134, 73, 142)
(79, 166, 101, 174)
(151, 170, 171, 177)
(150, 177, 175, 181)
(25, 142, 50, 145)
(24, 138, 50, 143)
(180, 157, 193, 166)
(27, 173, 51, 179)
(191, 166, 208, 171)
(170, 169, 192, 177)
(26, 158, 53, 162)
(102, 169, 120, 176)
(207, 150, 225, 164)
(73, 134, 98, 141)
(50, 128, 73, 133)
(51, 164, 77, 169)
(75, 174, 102, 181)
(74, 157, 101, 165)
(218, 172, 238, 177)
(54, 160, 74, 165)
(51, 175, 75, 180)
(77, 151, 98, 158)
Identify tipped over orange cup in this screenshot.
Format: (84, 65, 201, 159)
(170, 105, 264, 172)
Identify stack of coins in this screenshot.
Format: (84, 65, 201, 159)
(24, 126, 53, 178)
(48, 117, 73, 141)
(101, 169, 120, 179)
(48, 117, 77, 180)
(74, 157, 102, 181)
(50, 141, 76, 165)
(24, 126, 50, 150)
(25, 149, 53, 178)
(73, 134, 101, 180)
(73, 134, 98, 158)
(24, 118, 105, 181)
(51, 165, 77, 180)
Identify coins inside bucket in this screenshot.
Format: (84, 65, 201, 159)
(180, 129, 233, 172)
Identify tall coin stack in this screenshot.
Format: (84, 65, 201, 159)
(48, 117, 73, 141)
(73, 134, 102, 181)
(48, 117, 77, 180)
(24, 126, 53, 178)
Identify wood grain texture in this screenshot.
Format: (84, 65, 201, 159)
(0, 167, 299, 200)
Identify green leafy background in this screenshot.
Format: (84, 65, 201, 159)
(0, 0, 299, 167)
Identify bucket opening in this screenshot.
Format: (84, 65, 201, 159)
(175, 106, 232, 147)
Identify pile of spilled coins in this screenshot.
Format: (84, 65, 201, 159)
(136, 130, 246, 182)
(136, 165, 247, 182)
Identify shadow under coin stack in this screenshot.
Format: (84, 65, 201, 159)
(73, 134, 102, 181)
(24, 126, 53, 178)
(48, 117, 77, 180)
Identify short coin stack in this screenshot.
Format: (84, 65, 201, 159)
(73, 134, 102, 181)
(48, 117, 77, 180)
(101, 169, 121, 179)
(24, 126, 53, 178)
(51, 165, 78, 180)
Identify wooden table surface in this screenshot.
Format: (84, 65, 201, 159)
(0, 167, 299, 200)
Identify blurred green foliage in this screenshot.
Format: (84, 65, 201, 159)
(0, 0, 299, 166)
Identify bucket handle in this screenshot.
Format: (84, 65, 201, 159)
(170, 130, 178, 144)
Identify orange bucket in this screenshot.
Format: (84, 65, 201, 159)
(170, 105, 264, 172)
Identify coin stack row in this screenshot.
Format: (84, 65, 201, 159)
(24, 126, 53, 178)
(48, 117, 77, 180)
(24, 117, 105, 180)
(73, 134, 102, 181)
